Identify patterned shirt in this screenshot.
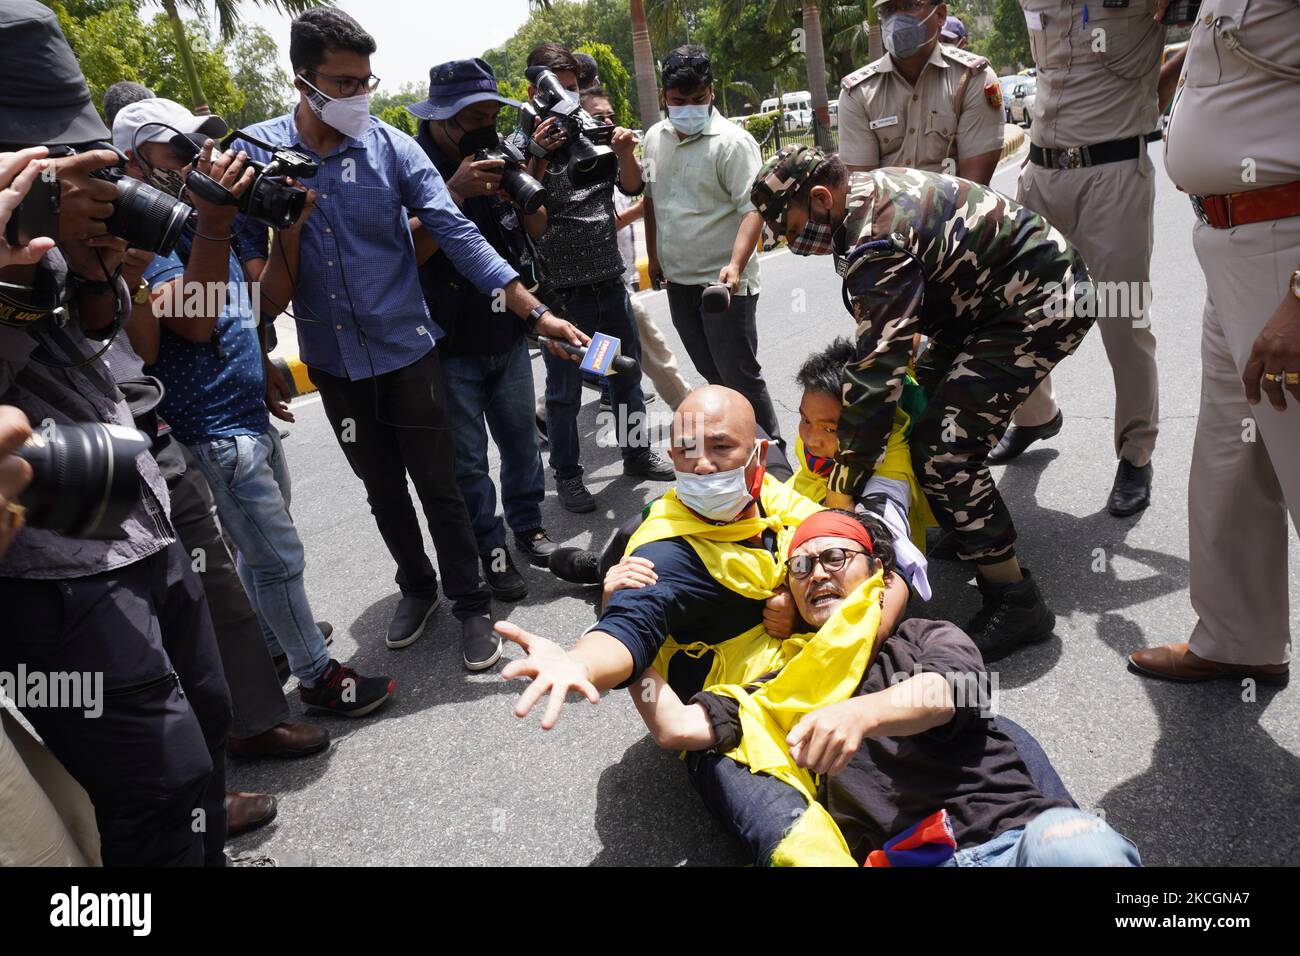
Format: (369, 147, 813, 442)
(236, 110, 519, 381)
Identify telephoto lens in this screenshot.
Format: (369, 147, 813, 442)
(475, 144, 547, 215)
(14, 422, 152, 539)
(99, 173, 192, 256)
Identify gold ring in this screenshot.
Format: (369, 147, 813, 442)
(1286, 372, 1300, 386)
(1264, 372, 1282, 382)
(3, 501, 25, 533)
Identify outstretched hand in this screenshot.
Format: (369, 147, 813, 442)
(497, 621, 601, 730)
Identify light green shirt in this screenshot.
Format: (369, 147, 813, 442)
(643, 109, 762, 294)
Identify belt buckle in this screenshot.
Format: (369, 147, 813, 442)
(1055, 146, 1083, 170)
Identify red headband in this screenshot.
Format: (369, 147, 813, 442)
(788, 509, 875, 558)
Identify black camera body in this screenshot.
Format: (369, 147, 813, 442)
(474, 141, 547, 214)
(170, 130, 317, 231)
(523, 66, 618, 188)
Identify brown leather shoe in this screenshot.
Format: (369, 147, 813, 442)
(225, 791, 277, 837)
(1128, 643, 1289, 685)
(228, 721, 330, 760)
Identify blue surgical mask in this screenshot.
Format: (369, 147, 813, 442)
(667, 104, 712, 136)
(883, 6, 940, 60)
(674, 443, 760, 522)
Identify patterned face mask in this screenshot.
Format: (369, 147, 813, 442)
(790, 217, 836, 256)
(147, 165, 187, 198)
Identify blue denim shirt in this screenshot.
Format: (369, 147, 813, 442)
(235, 110, 519, 380)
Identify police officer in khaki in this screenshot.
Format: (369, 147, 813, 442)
(838, 0, 1005, 184)
(993, 0, 1165, 520)
(1129, 0, 1300, 685)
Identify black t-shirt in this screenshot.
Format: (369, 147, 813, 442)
(819, 619, 1072, 856)
(415, 123, 533, 355)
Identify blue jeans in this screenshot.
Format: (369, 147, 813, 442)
(189, 430, 330, 687)
(543, 278, 648, 480)
(944, 808, 1142, 867)
(441, 338, 546, 554)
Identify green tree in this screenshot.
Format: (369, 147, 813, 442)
(368, 80, 424, 137)
(974, 0, 1033, 73)
(224, 25, 291, 128)
(574, 41, 633, 127)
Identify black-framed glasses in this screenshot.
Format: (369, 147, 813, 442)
(787, 547, 869, 580)
(303, 70, 381, 97)
(663, 52, 711, 73)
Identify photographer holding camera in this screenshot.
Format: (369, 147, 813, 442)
(237, 10, 585, 667)
(408, 59, 558, 602)
(0, 0, 232, 866)
(509, 44, 674, 514)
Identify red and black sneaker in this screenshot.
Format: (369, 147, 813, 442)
(299, 660, 395, 718)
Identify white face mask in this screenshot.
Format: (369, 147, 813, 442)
(675, 443, 760, 522)
(301, 75, 371, 140)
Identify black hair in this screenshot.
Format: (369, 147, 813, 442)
(289, 8, 376, 74)
(580, 86, 611, 110)
(574, 51, 599, 89)
(796, 336, 855, 399)
(662, 44, 713, 93)
(102, 81, 154, 127)
(527, 43, 580, 76)
(822, 508, 897, 575)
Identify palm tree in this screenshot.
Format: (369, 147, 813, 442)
(630, 0, 663, 131)
(153, 0, 326, 114)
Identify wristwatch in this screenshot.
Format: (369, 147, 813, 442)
(133, 280, 152, 305)
(526, 303, 551, 333)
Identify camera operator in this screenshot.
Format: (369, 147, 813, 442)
(114, 97, 397, 720)
(408, 59, 558, 602)
(0, 0, 231, 866)
(237, 9, 585, 668)
(509, 43, 674, 515)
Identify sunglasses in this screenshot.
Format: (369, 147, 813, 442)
(787, 547, 869, 580)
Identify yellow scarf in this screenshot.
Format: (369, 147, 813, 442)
(625, 472, 821, 601)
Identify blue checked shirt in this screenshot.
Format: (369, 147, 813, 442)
(235, 111, 519, 380)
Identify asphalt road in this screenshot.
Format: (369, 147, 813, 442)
(228, 150, 1300, 866)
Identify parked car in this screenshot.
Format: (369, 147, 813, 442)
(783, 107, 812, 131)
(997, 75, 1022, 123)
(1009, 77, 1037, 126)
(828, 98, 839, 128)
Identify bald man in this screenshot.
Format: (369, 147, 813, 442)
(498, 386, 821, 728)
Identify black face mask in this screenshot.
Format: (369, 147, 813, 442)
(451, 117, 499, 157)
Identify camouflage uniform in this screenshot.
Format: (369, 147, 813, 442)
(753, 148, 1095, 562)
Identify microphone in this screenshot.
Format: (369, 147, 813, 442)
(701, 281, 731, 314)
(534, 334, 640, 376)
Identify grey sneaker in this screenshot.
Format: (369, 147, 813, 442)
(556, 474, 596, 513)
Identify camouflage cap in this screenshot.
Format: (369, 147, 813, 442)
(750, 145, 827, 231)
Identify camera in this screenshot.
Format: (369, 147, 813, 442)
(6, 144, 193, 256)
(168, 129, 318, 231)
(474, 141, 546, 214)
(14, 422, 152, 540)
(523, 66, 619, 188)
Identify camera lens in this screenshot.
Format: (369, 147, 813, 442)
(108, 177, 192, 256)
(242, 173, 307, 230)
(566, 137, 618, 188)
(500, 166, 547, 215)
(15, 423, 152, 540)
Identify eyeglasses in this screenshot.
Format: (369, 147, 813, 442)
(787, 547, 869, 579)
(303, 70, 381, 97)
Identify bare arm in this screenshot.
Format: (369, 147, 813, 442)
(615, 199, 644, 231)
(643, 195, 661, 288)
(1158, 46, 1187, 114)
(956, 147, 1002, 187)
(630, 667, 717, 751)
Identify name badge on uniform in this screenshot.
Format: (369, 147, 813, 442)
(1024, 9, 1044, 29)
(869, 115, 899, 130)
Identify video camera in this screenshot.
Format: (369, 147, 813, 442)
(170, 129, 318, 231)
(474, 141, 546, 214)
(4, 143, 192, 257)
(522, 66, 618, 188)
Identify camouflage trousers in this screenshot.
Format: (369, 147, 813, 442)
(910, 261, 1095, 563)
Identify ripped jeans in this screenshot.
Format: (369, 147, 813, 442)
(944, 807, 1142, 867)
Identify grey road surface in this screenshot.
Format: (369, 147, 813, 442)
(229, 151, 1300, 866)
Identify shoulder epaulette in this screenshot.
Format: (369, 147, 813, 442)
(841, 60, 881, 90)
(943, 45, 990, 72)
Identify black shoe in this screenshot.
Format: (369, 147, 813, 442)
(481, 550, 528, 602)
(987, 410, 1064, 465)
(548, 546, 602, 585)
(299, 660, 396, 717)
(273, 622, 334, 685)
(386, 594, 439, 649)
(966, 569, 1055, 663)
(556, 474, 596, 513)
(462, 614, 503, 671)
(514, 528, 558, 568)
(623, 448, 675, 481)
(1107, 459, 1152, 517)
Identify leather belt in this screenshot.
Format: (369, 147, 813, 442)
(1189, 180, 1300, 229)
(1029, 131, 1162, 170)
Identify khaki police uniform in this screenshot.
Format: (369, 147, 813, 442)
(1164, 0, 1300, 666)
(1012, 0, 1165, 469)
(838, 43, 1005, 174)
